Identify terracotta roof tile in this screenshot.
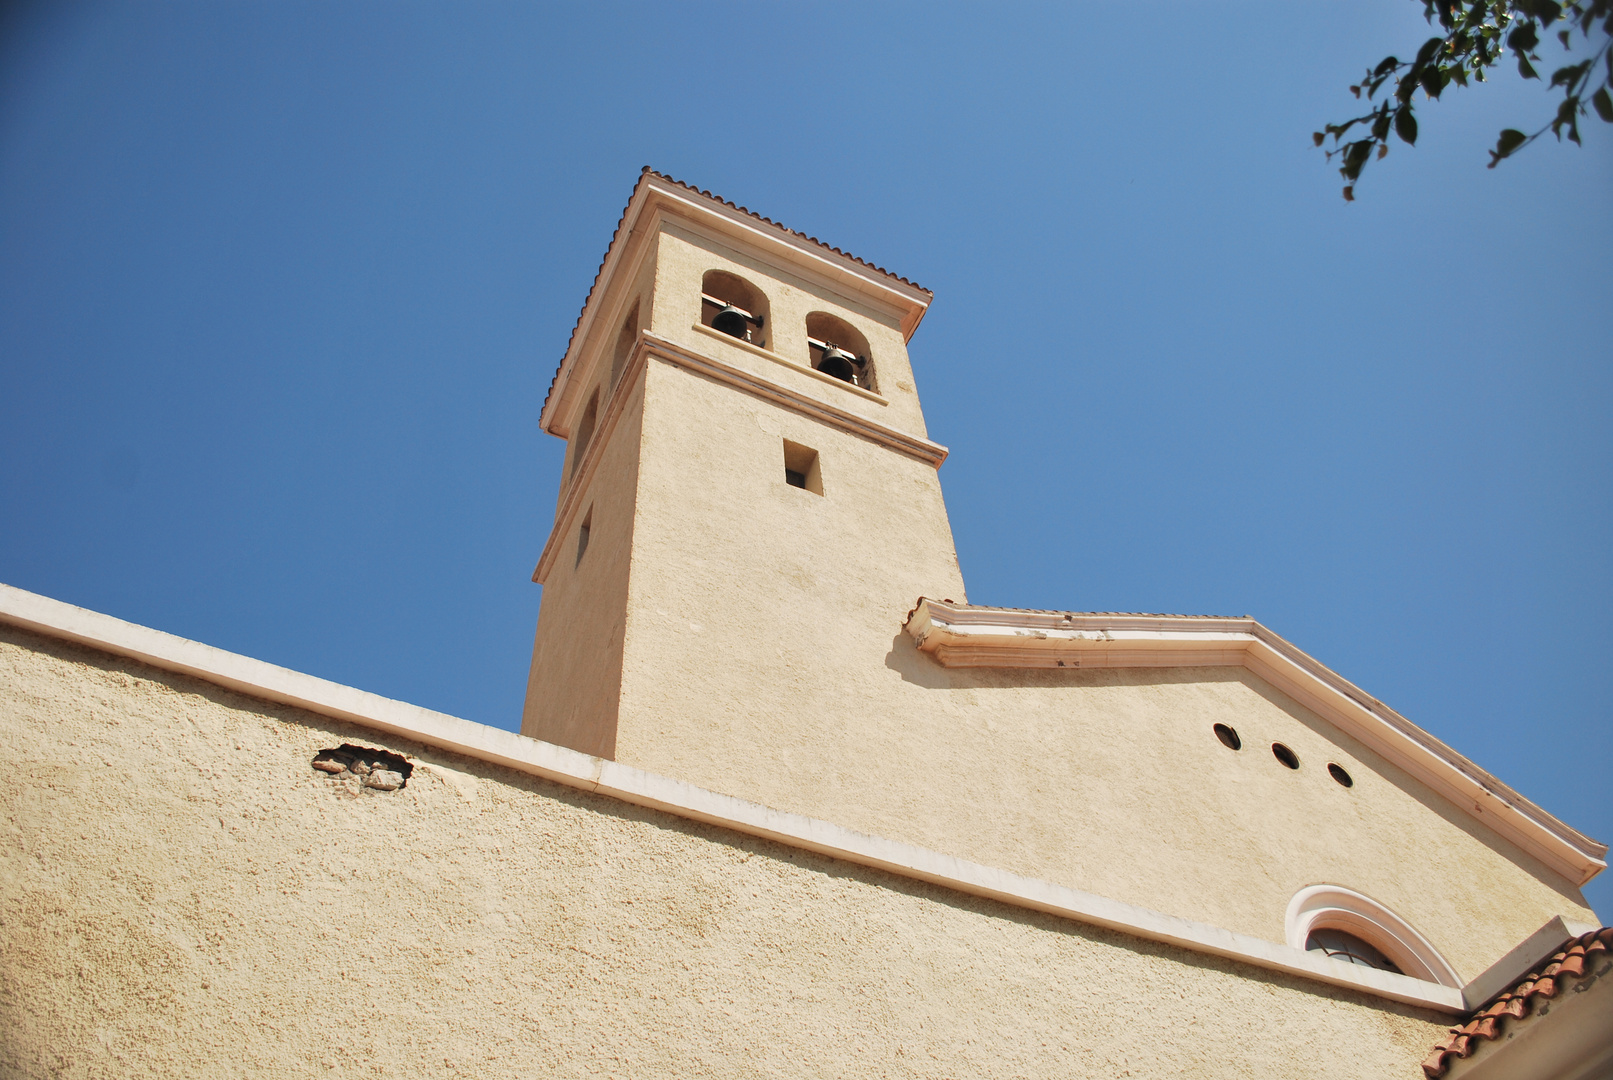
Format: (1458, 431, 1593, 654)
(1421, 926, 1613, 1078)
(541, 168, 931, 424)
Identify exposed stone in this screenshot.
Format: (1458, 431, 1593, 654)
(350, 761, 371, 777)
(311, 758, 347, 774)
(365, 770, 403, 791)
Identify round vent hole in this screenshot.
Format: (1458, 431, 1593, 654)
(1271, 742, 1300, 769)
(1328, 763, 1354, 787)
(1213, 724, 1242, 751)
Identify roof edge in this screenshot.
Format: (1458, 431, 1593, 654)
(540, 169, 933, 435)
(904, 598, 1608, 887)
(0, 581, 1469, 1016)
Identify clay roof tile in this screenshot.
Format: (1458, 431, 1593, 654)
(1421, 926, 1612, 1077)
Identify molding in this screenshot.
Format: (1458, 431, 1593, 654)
(533, 331, 948, 584)
(542, 174, 930, 436)
(1285, 884, 1462, 988)
(0, 582, 1469, 1015)
(904, 599, 1608, 887)
(689, 323, 889, 406)
(1458, 916, 1588, 1011)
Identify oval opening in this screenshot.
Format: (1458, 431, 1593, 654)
(1213, 723, 1242, 751)
(1328, 762, 1354, 787)
(1272, 742, 1300, 769)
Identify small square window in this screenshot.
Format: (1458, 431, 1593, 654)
(782, 440, 822, 495)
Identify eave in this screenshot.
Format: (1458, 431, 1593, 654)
(904, 598, 1608, 888)
(539, 169, 933, 437)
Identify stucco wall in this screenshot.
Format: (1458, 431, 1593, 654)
(1, 625, 1452, 1079)
(605, 346, 1596, 985)
(521, 355, 647, 758)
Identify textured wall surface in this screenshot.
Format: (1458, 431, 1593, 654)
(1, 626, 1454, 1079)
(521, 215, 1597, 987)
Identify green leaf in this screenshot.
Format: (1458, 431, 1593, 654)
(1395, 107, 1419, 144)
(1550, 60, 1590, 87)
(1593, 87, 1613, 122)
(1557, 29, 1572, 47)
(1313, 131, 1327, 146)
(1490, 127, 1529, 166)
(1373, 112, 1392, 139)
(1375, 55, 1401, 76)
(1518, 54, 1539, 78)
(1508, 22, 1539, 53)
(1420, 66, 1444, 97)
(1416, 36, 1445, 64)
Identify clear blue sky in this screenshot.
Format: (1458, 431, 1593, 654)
(2, 2, 1609, 915)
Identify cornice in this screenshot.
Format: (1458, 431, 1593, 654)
(904, 599, 1608, 887)
(541, 172, 932, 435)
(532, 331, 947, 584)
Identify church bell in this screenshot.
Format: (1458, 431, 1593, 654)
(711, 305, 750, 340)
(817, 345, 857, 383)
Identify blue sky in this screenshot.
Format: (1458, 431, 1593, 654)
(1, 2, 1609, 915)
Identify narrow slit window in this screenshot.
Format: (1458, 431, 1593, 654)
(782, 440, 822, 495)
(576, 507, 593, 566)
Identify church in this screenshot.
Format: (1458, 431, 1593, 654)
(1, 169, 1607, 1078)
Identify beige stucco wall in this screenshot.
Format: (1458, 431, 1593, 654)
(520, 360, 647, 759)
(1, 624, 1454, 1078)
(523, 215, 1600, 988)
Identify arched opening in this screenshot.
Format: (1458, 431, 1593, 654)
(805, 311, 875, 391)
(700, 270, 768, 348)
(610, 300, 639, 389)
(569, 389, 599, 481)
(1285, 885, 1461, 986)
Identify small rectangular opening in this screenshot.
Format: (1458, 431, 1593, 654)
(782, 440, 822, 495)
(576, 506, 593, 566)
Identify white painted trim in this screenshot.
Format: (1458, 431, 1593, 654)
(0, 582, 1468, 1014)
(905, 599, 1608, 887)
(1285, 885, 1462, 987)
(688, 323, 889, 406)
(1459, 916, 1582, 1010)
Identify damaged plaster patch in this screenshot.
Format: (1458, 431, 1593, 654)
(311, 744, 413, 791)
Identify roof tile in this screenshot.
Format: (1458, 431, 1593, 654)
(1421, 926, 1613, 1078)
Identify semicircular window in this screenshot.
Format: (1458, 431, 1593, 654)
(1305, 928, 1402, 974)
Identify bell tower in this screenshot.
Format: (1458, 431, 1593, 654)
(521, 170, 966, 809)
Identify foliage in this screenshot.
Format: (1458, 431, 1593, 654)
(1316, 0, 1613, 199)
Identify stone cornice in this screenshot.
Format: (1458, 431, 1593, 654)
(904, 599, 1608, 888)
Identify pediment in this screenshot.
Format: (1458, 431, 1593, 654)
(903, 598, 1606, 887)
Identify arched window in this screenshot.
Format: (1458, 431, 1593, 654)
(804, 311, 875, 392)
(569, 389, 599, 482)
(700, 270, 768, 348)
(1305, 928, 1402, 973)
(610, 300, 639, 389)
(1285, 885, 1460, 986)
